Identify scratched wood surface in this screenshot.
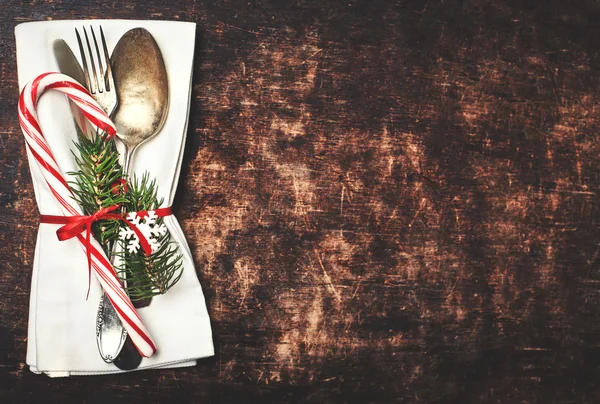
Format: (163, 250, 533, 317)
(1, 1, 600, 403)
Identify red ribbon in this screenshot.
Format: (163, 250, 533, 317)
(40, 206, 173, 298)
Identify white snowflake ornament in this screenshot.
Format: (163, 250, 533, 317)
(119, 211, 166, 254)
(151, 223, 168, 237)
(119, 226, 135, 240)
(127, 238, 140, 254)
(145, 210, 158, 226)
(126, 212, 141, 226)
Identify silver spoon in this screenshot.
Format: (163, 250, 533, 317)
(96, 27, 169, 369)
(112, 27, 169, 177)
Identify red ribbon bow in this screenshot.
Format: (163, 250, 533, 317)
(41, 205, 153, 298)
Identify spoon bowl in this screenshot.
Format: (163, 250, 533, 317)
(112, 27, 169, 172)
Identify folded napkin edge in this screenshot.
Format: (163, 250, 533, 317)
(15, 19, 197, 34)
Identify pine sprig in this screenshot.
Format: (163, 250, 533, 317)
(68, 131, 127, 246)
(68, 131, 184, 301)
(116, 231, 184, 300)
(116, 174, 184, 300)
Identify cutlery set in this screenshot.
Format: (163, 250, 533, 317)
(53, 26, 169, 369)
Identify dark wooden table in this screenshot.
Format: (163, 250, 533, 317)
(2, 1, 600, 402)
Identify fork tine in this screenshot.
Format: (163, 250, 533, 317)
(83, 26, 100, 94)
(99, 26, 113, 91)
(75, 25, 117, 118)
(75, 28, 92, 92)
(90, 25, 105, 93)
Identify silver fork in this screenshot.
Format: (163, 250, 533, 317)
(75, 25, 126, 364)
(75, 26, 117, 117)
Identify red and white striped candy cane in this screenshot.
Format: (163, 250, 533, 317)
(18, 72, 156, 358)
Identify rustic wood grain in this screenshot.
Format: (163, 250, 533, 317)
(2, 0, 600, 402)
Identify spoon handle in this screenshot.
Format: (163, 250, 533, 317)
(93, 236, 128, 363)
(96, 291, 127, 362)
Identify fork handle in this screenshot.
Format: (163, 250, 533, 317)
(96, 144, 146, 368)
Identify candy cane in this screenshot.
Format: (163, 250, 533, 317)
(18, 72, 156, 358)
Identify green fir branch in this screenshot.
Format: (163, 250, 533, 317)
(68, 131, 126, 247)
(116, 174, 184, 300)
(67, 130, 184, 300)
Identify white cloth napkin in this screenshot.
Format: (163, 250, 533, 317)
(15, 20, 214, 376)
